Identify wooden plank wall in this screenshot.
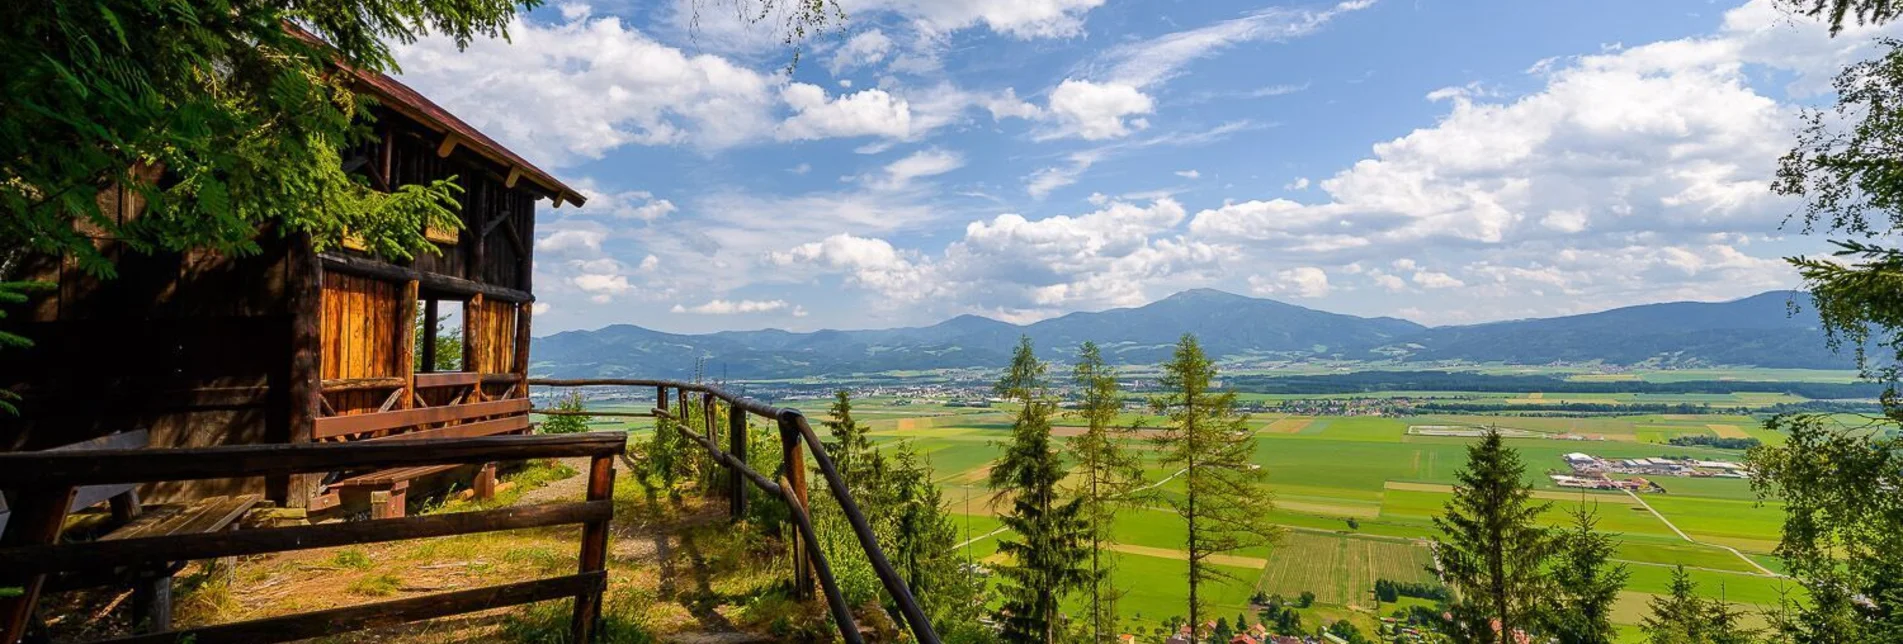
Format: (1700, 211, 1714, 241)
(320, 273, 403, 416)
(469, 299, 518, 375)
(1, 234, 295, 502)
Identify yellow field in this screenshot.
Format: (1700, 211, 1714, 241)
(1706, 424, 1750, 439)
(1264, 417, 1314, 433)
(1107, 543, 1269, 568)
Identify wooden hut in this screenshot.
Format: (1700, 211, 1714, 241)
(1, 61, 585, 517)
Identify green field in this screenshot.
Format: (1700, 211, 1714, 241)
(844, 401, 1793, 638)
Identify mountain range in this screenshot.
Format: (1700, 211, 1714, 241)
(529, 289, 1850, 379)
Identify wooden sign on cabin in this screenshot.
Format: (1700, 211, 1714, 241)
(0, 54, 586, 517)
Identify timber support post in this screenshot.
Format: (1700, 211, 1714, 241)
(777, 414, 813, 599)
(570, 453, 615, 643)
(729, 405, 747, 520)
(279, 233, 324, 507)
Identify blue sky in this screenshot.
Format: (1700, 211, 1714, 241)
(391, 0, 1897, 334)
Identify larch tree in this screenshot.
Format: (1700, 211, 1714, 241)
(1431, 428, 1551, 644)
(1543, 503, 1630, 644)
(1151, 334, 1278, 634)
(988, 336, 1090, 644)
(1069, 341, 1146, 643)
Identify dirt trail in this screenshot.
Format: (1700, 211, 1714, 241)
(1622, 488, 1780, 577)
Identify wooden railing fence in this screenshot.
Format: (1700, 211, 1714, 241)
(0, 432, 625, 644)
(529, 378, 941, 644)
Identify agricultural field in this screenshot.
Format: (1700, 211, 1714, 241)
(841, 400, 1795, 641)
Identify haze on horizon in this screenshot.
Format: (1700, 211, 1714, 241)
(386, 0, 1896, 335)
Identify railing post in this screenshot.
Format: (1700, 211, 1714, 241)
(702, 392, 718, 497)
(656, 385, 667, 414)
(1, 486, 75, 644)
(777, 414, 813, 599)
(729, 407, 748, 521)
(570, 452, 616, 643)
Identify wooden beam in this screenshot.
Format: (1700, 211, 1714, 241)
(397, 280, 418, 409)
(314, 398, 528, 440)
(99, 573, 600, 644)
(435, 135, 459, 158)
(481, 212, 511, 238)
(281, 233, 325, 508)
(0, 432, 625, 487)
(365, 415, 529, 442)
(513, 301, 533, 381)
(463, 293, 485, 398)
(501, 218, 529, 265)
(571, 455, 616, 641)
(320, 254, 532, 304)
(322, 377, 406, 393)
(0, 501, 610, 576)
(504, 166, 522, 189)
(420, 298, 439, 373)
(413, 372, 515, 389)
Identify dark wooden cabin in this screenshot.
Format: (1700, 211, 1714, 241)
(1, 62, 585, 515)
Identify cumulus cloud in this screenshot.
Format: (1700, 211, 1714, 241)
(778, 84, 914, 140)
(392, 10, 779, 162)
(772, 199, 1230, 318)
(536, 229, 607, 255)
(570, 181, 677, 221)
(1041, 80, 1154, 140)
(1248, 267, 1331, 298)
(670, 299, 794, 314)
(830, 29, 895, 75)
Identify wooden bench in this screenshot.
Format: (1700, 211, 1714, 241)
(0, 431, 261, 635)
(310, 397, 530, 517)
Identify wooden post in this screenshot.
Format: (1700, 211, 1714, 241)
(571, 454, 615, 643)
(655, 386, 668, 414)
(777, 417, 813, 599)
(278, 234, 324, 507)
(702, 392, 717, 497)
(421, 299, 439, 374)
(474, 463, 498, 500)
(1, 486, 75, 643)
(463, 293, 484, 402)
(729, 406, 747, 520)
(397, 280, 418, 409)
(512, 302, 532, 395)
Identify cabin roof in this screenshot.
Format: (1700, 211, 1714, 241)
(290, 26, 586, 207)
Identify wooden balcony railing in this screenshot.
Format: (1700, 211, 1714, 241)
(529, 378, 941, 644)
(0, 432, 625, 644)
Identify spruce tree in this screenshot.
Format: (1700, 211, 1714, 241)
(989, 337, 1090, 643)
(1544, 503, 1629, 644)
(890, 445, 988, 639)
(1070, 341, 1145, 643)
(822, 389, 883, 490)
(1152, 334, 1278, 633)
(1641, 566, 1759, 644)
(1431, 428, 1551, 644)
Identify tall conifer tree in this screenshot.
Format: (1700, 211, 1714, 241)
(1431, 428, 1551, 644)
(989, 337, 1090, 643)
(1544, 503, 1629, 644)
(1151, 334, 1277, 633)
(1070, 341, 1145, 643)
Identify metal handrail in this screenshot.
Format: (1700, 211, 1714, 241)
(528, 378, 941, 644)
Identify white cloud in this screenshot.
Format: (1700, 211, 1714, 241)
(569, 182, 677, 221)
(391, 11, 780, 162)
(1285, 177, 1310, 190)
(778, 84, 914, 140)
(871, 148, 965, 190)
(570, 272, 632, 303)
(1175, 169, 1201, 179)
(830, 29, 895, 75)
(769, 233, 935, 297)
(1025, 149, 1104, 199)
(1101, 1, 1374, 88)
(670, 299, 793, 315)
(1042, 79, 1154, 140)
(1248, 267, 1331, 298)
(1411, 270, 1465, 289)
(535, 229, 606, 255)
(847, 0, 1108, 39)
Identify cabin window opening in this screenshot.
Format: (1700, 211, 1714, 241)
(416, 299, 463, 373)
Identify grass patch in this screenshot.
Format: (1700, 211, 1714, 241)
(347, 573, 402, 597)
